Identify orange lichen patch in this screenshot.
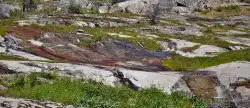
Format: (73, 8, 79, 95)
(10, 26, 43, 41)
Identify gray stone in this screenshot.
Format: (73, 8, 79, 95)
(217, 30, 248, 35)
(0, 97, 71, 108)
(171, 6, 192, 15)
(0, 85, 7, 90)
(218, 37, 250, 46)
(98, 5, 109, 13)
(0, 60, 183, 93)
(155, 25, 203, 36)
(88, 22, 96, 28)
(108, 0, 238, 14)
(57, 0, 91, 10)
(109, 22, 119, 28)
(0, 4, 11, 18)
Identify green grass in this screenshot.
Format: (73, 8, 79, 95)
(0, 73, 208, 108)
(0, 53, 26, 61)
(160, 18, 185, 26)
(0, 26, 10, 36)
(163, 48, 250, 71)
(31, 24, 79, 33)
(187, 36, 239, 48)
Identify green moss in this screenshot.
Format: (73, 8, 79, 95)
(187, 36, 237, 48)
(0, 53, 26, 61)
(0, 73, 208, 107)
(163, 48, 250, 71)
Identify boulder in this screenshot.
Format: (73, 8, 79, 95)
(0, 97, 73, 108)
(57, 0, 92, 10)
(109, 0, 156, 14)
(88, 22, 96, 28)
(98, 5, 109, 13)
(0, 4, 11, 18)
(108, 0, 238, 14)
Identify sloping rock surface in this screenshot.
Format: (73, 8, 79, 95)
(0, 97, 73, 108)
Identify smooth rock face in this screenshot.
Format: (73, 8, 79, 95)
(155, 25, 203, 36)
(108, 0, 238, 14)
(217, 30, 248, 36)
(98, 5, 109, 13)
(158, 39, 199, 51)
(218, 37, 250, 46)
(176, 45, 228, 57)
(58, 0, 91, 10)
(0, 60, 183, 93)
(203, 61, 250, 89)
(0, 97, 72, 108)
(192, 45, 228, 55)
(203, 61, 250, 107)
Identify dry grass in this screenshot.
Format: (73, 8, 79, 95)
(200, 5, 250, 18)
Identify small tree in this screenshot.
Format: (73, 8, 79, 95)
(68, 0, 82, 14)
(147, 2, 160, 25)
(22, 0, 37, 12)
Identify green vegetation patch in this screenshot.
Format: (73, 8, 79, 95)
(0, 73, 208, 108)
(31, 24, 79, 33)
(0, 53, 26, 61)
(200, 5, 250, 18)
(163, 48, 250, 71)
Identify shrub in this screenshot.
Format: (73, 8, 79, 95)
(68, 4, 82, 14)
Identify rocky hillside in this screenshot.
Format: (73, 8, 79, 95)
(0, 0, 250, 107)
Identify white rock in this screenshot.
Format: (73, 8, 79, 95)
(218, 37, 250, 46)
(107, 33, 132, 38)
(0, 97, 70, 107)
(0, 60, 183, 93)
(217, 30, 248, 35)
(170, 39, 199, 50)
(98, 5, 109, 14)
(28, 40, 44, 47)
(72, 21, 88, 27)
(193, 45, 228, 55)
(202, 61, 250, 89)
(0, 47, 49, 61)
(88, 22, 95, 28)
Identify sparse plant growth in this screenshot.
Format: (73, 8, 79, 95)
(22, 0, 37, 12)
(0, 53, 26, 61)
(163, 48, 250, 71)
(0, 73, 208, 107)
(200, 5, 250, 18)
(68, 4, 82, 14)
